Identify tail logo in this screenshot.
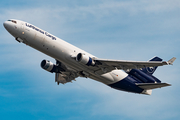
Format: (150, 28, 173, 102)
(146, 67, 155, 73)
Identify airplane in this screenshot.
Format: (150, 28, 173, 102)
(3, 19, 176, 95)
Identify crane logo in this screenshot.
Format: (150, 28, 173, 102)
(146, 67, 155, 73)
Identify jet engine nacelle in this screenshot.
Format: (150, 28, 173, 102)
(41, 60, 57, 73)
(76, 53, 95, 66)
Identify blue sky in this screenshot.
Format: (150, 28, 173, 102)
(0, 0, 180, 120)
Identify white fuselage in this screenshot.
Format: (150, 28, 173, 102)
(4, 19, 128, 85)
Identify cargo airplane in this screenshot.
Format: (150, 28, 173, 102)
(3, 19, 176, 95)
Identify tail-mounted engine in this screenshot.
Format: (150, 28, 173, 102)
(41, 60, 58, 73)
(76, 53, 95, 66)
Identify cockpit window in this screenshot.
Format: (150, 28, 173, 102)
(12, 20, 17, 23)
(7, 20, 17, 24)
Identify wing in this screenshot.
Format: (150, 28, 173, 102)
(94, 57, 176, 73)
(55, 72, 78, 84)
(55, 60, 78, 84)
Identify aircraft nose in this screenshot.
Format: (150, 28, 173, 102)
(3, 20, 18, 38)
(3, 21, 10, 30)
(3, 21, 7, 28)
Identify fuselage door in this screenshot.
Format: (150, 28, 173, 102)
(19, 22, 29, 44)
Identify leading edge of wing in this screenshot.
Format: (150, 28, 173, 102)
(95, 58, 168, 66)
(94, 57, 175, 70)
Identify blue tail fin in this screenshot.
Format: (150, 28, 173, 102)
(141, 56, 162, 75)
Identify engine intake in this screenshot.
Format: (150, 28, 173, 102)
(41, 60, 57, 73)
(76, 53, 95, 66)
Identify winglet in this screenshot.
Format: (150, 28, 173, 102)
(167, 57, 176, 65)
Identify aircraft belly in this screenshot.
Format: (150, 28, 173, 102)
(108, 76, 144, 94)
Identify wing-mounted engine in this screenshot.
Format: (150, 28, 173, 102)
(41, 60, 59, 73)
(40, 59, 78, 84)
(76, 53, 95, 66)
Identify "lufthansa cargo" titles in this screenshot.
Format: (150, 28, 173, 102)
(26, 23, 56, 40)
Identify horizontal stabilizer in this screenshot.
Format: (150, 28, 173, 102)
(136, 83, 171, 90)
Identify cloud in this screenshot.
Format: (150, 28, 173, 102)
(2, 0, 180, 24)
(1, 0, 180, 46)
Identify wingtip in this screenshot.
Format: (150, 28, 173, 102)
(165, 83, 171, 86)
(167, 57, 176, 65)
